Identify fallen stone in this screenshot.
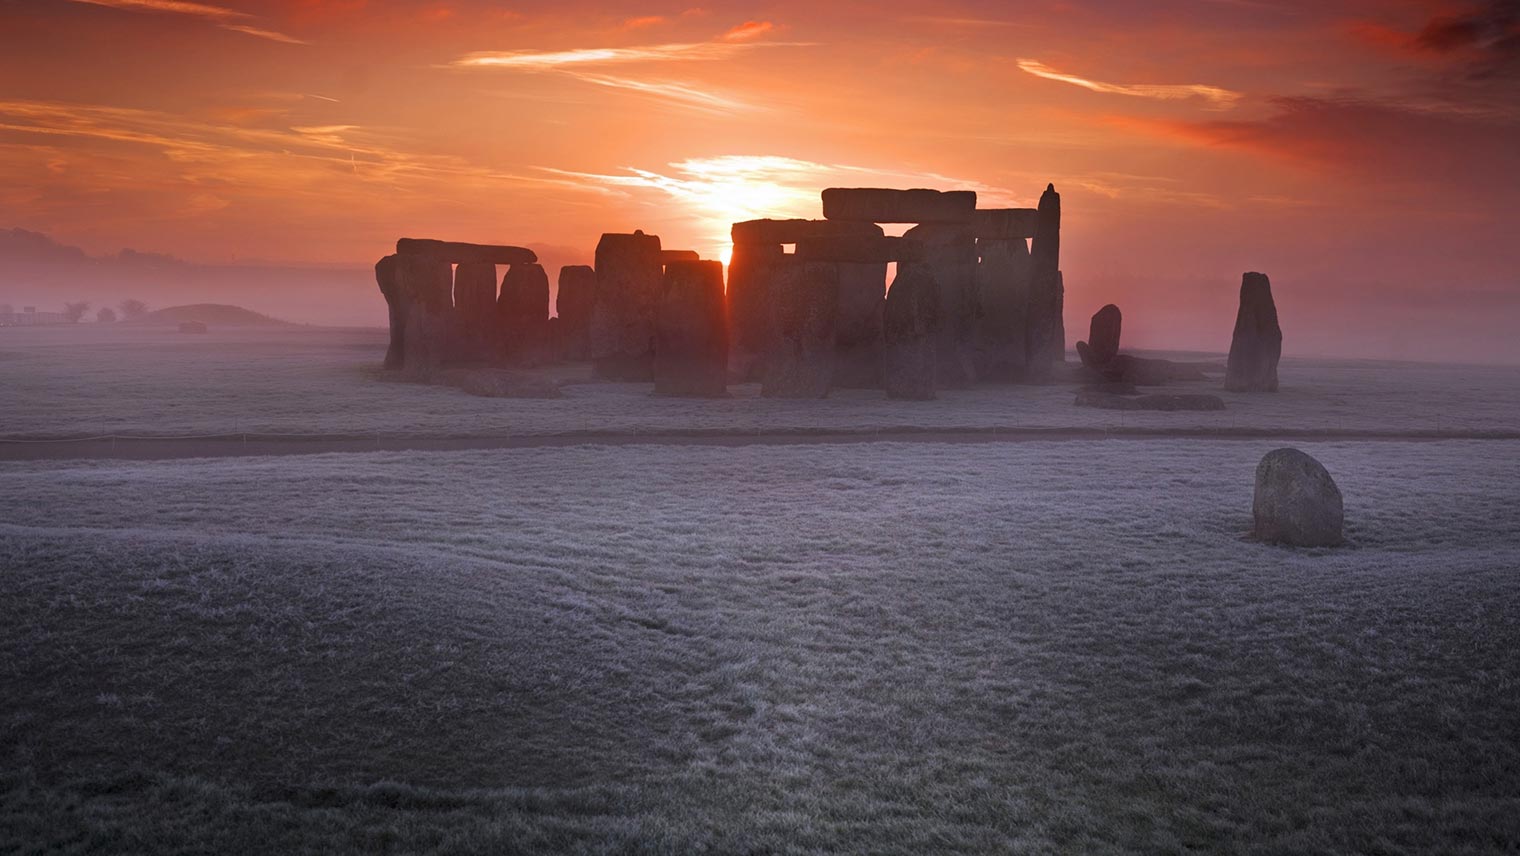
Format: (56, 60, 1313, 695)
(590, 231, 663, 380)
(1078, 304, 1122, 368)
(1074, 389, 1226, 411)
(883, 265, 939, 400)
(731, 218, 882, 246)
(396, 238, 536, 266)
(1253, 448, 1343, 546)
(795, 235, 922, 264)
(1226, 271, 1283, 392)
(1099, 354, 1209, 386)
(660, 250, 700, 264)
(821, 188, 977, 224)
(904, 223, 978, 388)
(971, 208, 1038, 240)
(762, 262, 838, 398)
(654, 260, 728, 397)
(1025, 184, 1064, 381)
(972, 237, 1030, 383)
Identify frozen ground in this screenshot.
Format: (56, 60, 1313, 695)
(3, 440, 1518, 853)
(1, 325, 1516, 439)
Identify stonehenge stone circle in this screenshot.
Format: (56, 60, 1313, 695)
(1226, 272, 1283, 392)
(972, 237, 1031, 382)
(883, 265, 940, 400)
(396, 238, 536, 265)
(1026, 184, 1065, 381)
(822, 188, 977, 224)
(762, 261, 839, 398)
(654, 260, 728, 397)
(903, 223, 978, 388)
(1252, 448, 1344, 547)
(590, 230, 664, 380)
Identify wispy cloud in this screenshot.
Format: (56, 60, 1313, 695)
(1017, 59, 1242, 109)
(722, 20, 775, 41)
(565, 74, 760, 114)
(67, 0, 304, 44)
(450, 40, 801, 70)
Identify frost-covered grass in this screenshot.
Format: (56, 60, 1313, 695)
(2, 440, 1518, 853)
(2, 325, 1516, 439)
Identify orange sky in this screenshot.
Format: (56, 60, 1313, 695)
(2, 0, 1518, 360)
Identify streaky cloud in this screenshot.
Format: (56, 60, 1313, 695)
(565, 74, 761, 115)
(451, 40, 809, 70)
(1017, 59, 1242, 109)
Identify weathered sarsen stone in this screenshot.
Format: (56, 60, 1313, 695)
(762, 262, 838, 399)
(821, 188, 976, 224)
(396, 238, 536, 266)
(555, 265, 596, 361)
(725, 242, 785, 381)
(732, 218, 881, 246)
(452, 261, 498, 362)
(498, 263, 550, 365)
(883, 265, 939, 400)
(590, 231, 663, 380)
(1226, 272, 1282, 392)
(1253, 448, 1343, 547)
(654, 260, 728, 397)
(971, 208, 1038, 240)
(903, 223, 978, 388)
(394, 254, 451, 378)
(375, 254, 403, 369)
(1076, 303, 1122, 369)
(660, 250, 700, 264)
(973, 238, 1030, 383)
(1026, 184, 1064, 382)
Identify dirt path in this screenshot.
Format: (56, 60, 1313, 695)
(2, 426, 1516, 462)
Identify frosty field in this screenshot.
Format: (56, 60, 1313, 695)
(3, 437, 1519, 853)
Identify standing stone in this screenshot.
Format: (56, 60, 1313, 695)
(498, 262, 551, 365)
(883, 265, 939, 400)
(1076, 304, 1122, 369)
(654, 260, 728, 397)
(1226, 272, 1282, 392)
(833, 262, 888, 388)
(375, 254, 403, 370)
(555, 265, 596, 361)
(1253, 448, 1343, 547)
(904, 223, 978, 388)
(453, 261, 498, 362)
(762, 261, 838, 399)
(590, 231, 663, 380)
(394, 254, 451, 378)
(1026, 183, 1064, 381)
(973, 238, 1030, 383)
(726, 242, 785, 381)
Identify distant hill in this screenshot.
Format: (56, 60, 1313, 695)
(132, 304, 292, 327)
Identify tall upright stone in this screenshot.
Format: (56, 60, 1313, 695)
(375, 254, 403, 370)
(973, 238, 1030, 383)
(1076, 303, 1122, 369)
(555, 265, 596, 361)
(883, 265, 939, 400)
(1026, 183, 1064, 382)
(394, 254, 452, 378)
(654, 260, 728, 397)
(726, 241, 786, 381)
(833, 262, 888, 388)
(590, 231, 663, 380)
(903, 223, 978, 388)
(498, 262, 550, 365)
(762, 261, 838, 399)
(1226, 272, 1283, 392)
(453, 261, 498, 362)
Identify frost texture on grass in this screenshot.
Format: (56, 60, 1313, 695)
(1, 325, 1516, 438)
(2, 440, 1518, 852)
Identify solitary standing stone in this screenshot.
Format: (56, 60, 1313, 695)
(1252, 448, 1343, 546)
(1077, 303, 1122, 369)
(394, 254, 452, 378)
(1226, 272, 1282, 392)
(883, 265, 940, 400)
(1026, 184, 1064, 381)
(762, 262, 838, 398)
(555, 265, 596, 361)
(654, 260, 728, 397)
(590, 231, 664, 380)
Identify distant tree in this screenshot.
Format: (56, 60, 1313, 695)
(96, 306, 118, 323)
(62, 301, 90, 323)
(0, 303, 12, 316)
(119, 298, 149, 319)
